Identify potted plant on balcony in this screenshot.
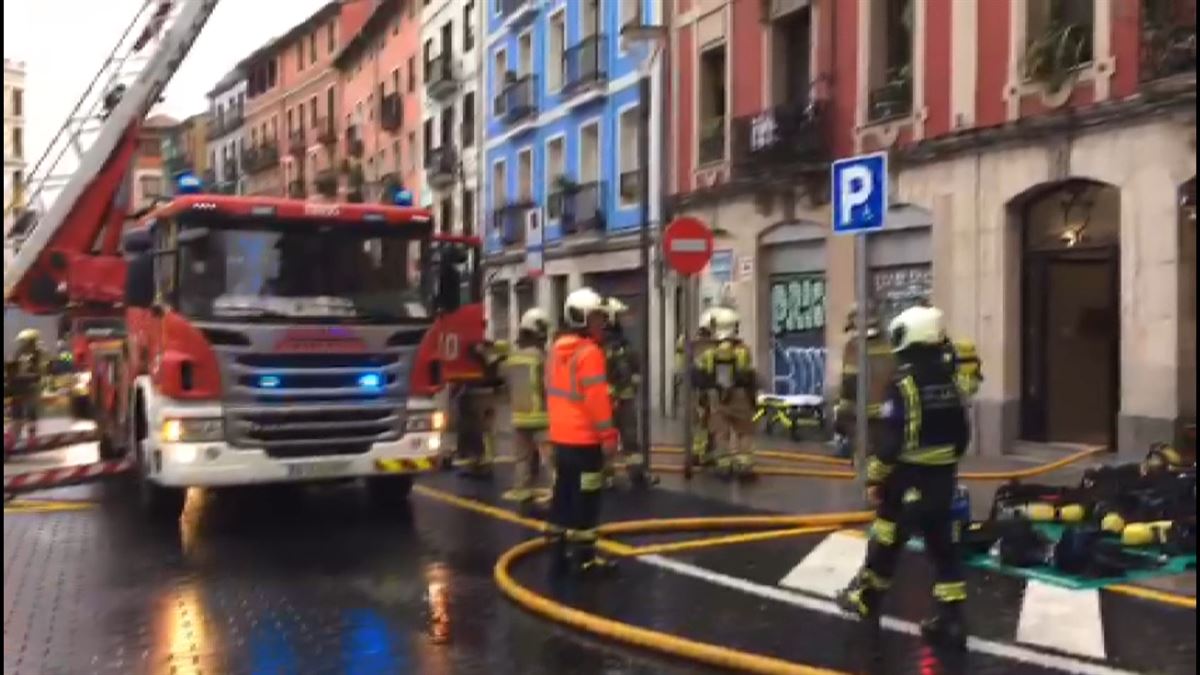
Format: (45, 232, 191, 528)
(1141, 12, 1197, 82)
(869, 64, 913, 121)
(1024, 22, 1090, 92)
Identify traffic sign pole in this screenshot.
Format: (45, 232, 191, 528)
(682, 274, 695, 480)
(855, 235, 870, 487)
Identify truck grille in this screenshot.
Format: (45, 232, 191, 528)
(223, 351, 409, 454)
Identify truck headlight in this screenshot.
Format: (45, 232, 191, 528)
(73, 371, 92, 394)
(431, 411, 446, 431)
(406, 411, 447, 433)
(161, 417, 224, 443)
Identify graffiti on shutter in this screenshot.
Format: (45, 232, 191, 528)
(769, 274, 826, 396)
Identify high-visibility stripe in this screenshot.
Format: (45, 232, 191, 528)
(899, 376, 920, 453)
(934, 581, 967, 602)
(870, 518, 897, 546)
(594, 419, 614, 430)
(375, 457, 436, 474)
(861, 569, 891, 590)
(902, 444, 958, 466)
(580, 375, 606, 387)
(580, 472, 604, 492)
(866, 457, 893, 483)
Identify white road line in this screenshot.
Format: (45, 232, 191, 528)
(641, 554, 1137, 675)
(1017, 581, 1107, 660)
(779, 531, 867, 599)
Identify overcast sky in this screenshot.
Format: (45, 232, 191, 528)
(4, 0, 330, 164)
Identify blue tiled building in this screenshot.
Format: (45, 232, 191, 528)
(480, 0, 662, 349)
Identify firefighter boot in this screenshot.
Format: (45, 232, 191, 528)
(836, 573, 885, 665)
(921, 602, 967, 651)
(731, 452, 756, 480)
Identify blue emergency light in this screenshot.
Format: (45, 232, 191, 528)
(176, 172, 204, 194)
(357, 372, 383, 390)
(392, 188, 413, 207)
(258, 375, 281, 388)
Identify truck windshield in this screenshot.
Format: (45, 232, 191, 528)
(175, 219, 431, 323)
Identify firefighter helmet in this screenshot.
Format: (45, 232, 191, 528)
(519, 308, 550, 337)
(888, 306, 944, 352)
(711, 307, 741, 341)
(563, 287, 607, 328)
(15, 328, 41, 347)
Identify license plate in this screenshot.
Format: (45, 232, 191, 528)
(285, 460, 350, 479)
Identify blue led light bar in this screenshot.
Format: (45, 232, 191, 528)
(258, 375, 281, 388)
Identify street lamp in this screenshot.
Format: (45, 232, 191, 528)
(620, 19, 668, 482)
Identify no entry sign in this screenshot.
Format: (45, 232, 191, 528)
(662, 217, 714, 277)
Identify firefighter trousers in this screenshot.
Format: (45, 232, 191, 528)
(455, 387, 497, 466)
(860, 464, 965, 610)
(511, 428, 544, 494)
(708, 394, 755, 463)
(550, 444, 605, 561)
(613, 398, 642, 468)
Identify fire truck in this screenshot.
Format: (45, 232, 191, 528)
(3, 0, 485, 517)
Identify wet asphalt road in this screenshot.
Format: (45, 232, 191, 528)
(4, 459, 1197, 675)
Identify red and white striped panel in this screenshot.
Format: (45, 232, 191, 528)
(4, 430, 100, 457)
(3, 457, 133, 496)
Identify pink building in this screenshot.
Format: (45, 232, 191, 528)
(333, 0, 424, 203)
(240, 1, 371, 197)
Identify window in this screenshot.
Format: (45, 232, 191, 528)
(442, 21, 453, 57)
(492, 160, 508, 208)
(866, 0, 914, 121)
(140, 175, 163, 201)
(620, 0, 640, 30)
(618, 107, 640, 206)
(11, 127, 23, 159)
(579, 121, 600, 182)
(423, 118, 434, 161)
(1025, 0, 1094, 71)
(518, 31, 533, 75)
(441, 103, 455, 146)
(548, 11, 566, 91)
(407, 131, 418, 172)
(582, 0, 599, 38)
(546, 136, 565, 219)
(517, 147, 533, 201)
(462, 189, 475, 236)
(494, 48, 508, 92)
(424, 38, 434, 66)
(287, 109, 295, 135)
(267, 59, 277, 87)
(310, 34, 318, 64)
(440, 197, 453, 234)
(326, 87, 336, 122)
(698, 45, 727, 163)
(297, 42, 304, 71)
(393, 140, 401, 171)
(464, 1, 476, 51)
(770, 6, 813, 107)
(310, 97, 318, 127)
(408, 57, 416, 91)
(138, 136, 159, 157)
(392, 67, 401, 94)
(328, 23, 336, 53)
(462, 92, 476, 147)
(12, 87, 23, 116)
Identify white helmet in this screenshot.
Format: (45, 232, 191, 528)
(698, 308, 715, 332)
(888, 306, 944, 352)
(563, 287, 607, 328)
(519, 308, 550, 336)
(711, 307, 740, 340)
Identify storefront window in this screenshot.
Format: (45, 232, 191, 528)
(871, 264, 932, 328)
(769, 273, 827, 396)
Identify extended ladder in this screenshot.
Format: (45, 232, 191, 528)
(4, 0, 223, 300)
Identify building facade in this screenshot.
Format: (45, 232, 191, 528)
(334, 0, 425, 204)
(205, 68, 247, 194)
(133, 114, 178, 210)
(4, 58, 27, 263)
(670, 0, 1197, 457)
(240, 1, 371, 198)
(163, 113, 211, 189)
(420, 0, 482, 235)
(481, 0, 664, 355)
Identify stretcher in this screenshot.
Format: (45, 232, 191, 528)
(754, 393, 825, 441)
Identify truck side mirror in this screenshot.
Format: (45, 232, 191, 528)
(122, 228, 152, 254)
(124, 254, 155, 308)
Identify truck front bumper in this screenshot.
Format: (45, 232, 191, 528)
(152, 432, 442, 488)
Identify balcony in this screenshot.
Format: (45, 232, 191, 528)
(288, 130, 308, 156)
(242, 143, 280, 174)
(867, 66, 913, 122)
(698, 118, 726, 165)
(346, 125, 365, 157)
(287, 179, 307, 199)
(618, 170, 642, 206)
(315, 169, 339, 198)
(499, 0, 541, 27)
(316, 118, 338, 146)
(563, 35, 607, 95)
(205, 110, 243, 140)
(425, 145, 458, 188)
(426, 53, 458, 100)
(1140, 10, 1196, 83)
(222, 161, 240, 185)
(557, 180, 604, 234)
(492, 198, 535, 247)
(495, 73, 537, 124)
(731, 101, 828, 174)
(380, 94, 402, 132)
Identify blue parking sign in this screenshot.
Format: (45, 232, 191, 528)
(831, 152, 888, 235)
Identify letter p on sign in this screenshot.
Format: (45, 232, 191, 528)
(831, 152, 888, 236)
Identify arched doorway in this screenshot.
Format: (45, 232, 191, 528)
(1019, 179, 1121, 448)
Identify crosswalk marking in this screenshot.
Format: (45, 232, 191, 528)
(1018, 581, 1107, 660)
(778, 530, 866, 598)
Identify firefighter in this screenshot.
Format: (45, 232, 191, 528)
(546, 287, 619, 574)
(601, 297, 648, 485)
(454, 337, 509, 478)
(6, 328, 47, 447)
(834, 305, 896, 462)
(501, 308, 551, 504)
(690, 311, 717, 465)
(696, 307, 757, 478)
(837, 306, 972, 651)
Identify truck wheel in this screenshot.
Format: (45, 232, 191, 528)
(367, 474, 413, 509)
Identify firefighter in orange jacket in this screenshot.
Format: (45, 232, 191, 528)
(546, 287, 619, 574)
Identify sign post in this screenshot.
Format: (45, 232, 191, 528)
(663, 216, 715, 479)
(832, 152, 888, 487)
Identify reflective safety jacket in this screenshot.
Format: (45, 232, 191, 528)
(867, 350, 971, 485)
(695, 339, 756, 397)
(674, 334, 686, 373)
(546, 333, 617, 446)
(469, 340, 510, 391)
(604, 334, 640, 400)
(6, 346, 46, 396)
(837, 331, 896, 422)
(689, 336, 718, 390)
(504, 344, 548, 429)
